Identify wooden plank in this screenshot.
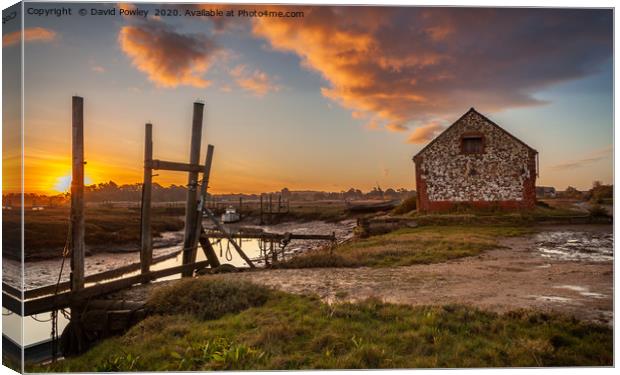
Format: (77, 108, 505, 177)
(2, 292, 22, 315)
(182, 102, 205, 277)
(14, 250, 183, 300)
(2, 283, 21, 298)
(71, 96, 85, 292)
(11, 260, 213, 316)
(140, 123, 154, 276)
(148, 159, 205, 173)
(202, 232, 336, 241)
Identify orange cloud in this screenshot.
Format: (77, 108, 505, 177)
(407, 123, 445, 144)
(230, 64, 280, 96)
(118, 21, 219, 88)
(3, 27, 56, 47)
(250, 7, 611, 140)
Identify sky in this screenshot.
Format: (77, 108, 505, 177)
(2, 3, 613, 195)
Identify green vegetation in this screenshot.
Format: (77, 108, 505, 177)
(392, 195, 417, 215)
(279, 226, 532, 268)
(587, 204, 609, 218)
(2, 207, 184, 260)
(34, 279, 612, 371)
(147, 278, 271, 320)
(239, 200, 350, 223)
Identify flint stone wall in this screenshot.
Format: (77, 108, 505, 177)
(414, 110, 537, 211)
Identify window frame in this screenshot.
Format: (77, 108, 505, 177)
(460, 133, 485, 155)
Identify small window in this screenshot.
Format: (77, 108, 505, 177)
(462, 136, 483, 154)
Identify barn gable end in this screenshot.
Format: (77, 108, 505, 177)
(413, 108, 538, 212)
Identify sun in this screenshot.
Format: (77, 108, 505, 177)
(53, 173, 94, 193)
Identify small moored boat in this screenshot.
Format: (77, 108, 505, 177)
(221, 206, 241, 223)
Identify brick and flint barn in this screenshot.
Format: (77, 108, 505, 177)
(413, 108, 538, 212)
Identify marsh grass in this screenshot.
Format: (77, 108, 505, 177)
(278, 226, 533, 268)
(147, 278, 271, 320)
(3, 207, 184, 260)
(35, 281, 612, 371)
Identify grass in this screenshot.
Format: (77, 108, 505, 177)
(33, 279, 612, 371)
(147, 278, 271, 320)
(237, 200, 350, 223)
(278, 225, 533, 268)
(2, 207, 184, 260)
(392, 195, 417, 215)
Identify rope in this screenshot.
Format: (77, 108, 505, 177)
(31, 314, 53, 323)
(51, 219, 71, 362)
(225, 241, 233, 261)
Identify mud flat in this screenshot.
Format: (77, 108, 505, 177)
(3, 220, 355, 291)
(219, 224, 613, 326)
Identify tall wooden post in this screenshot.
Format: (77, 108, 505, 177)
(181, 102, 204, 277)
(191, 145, 219, 268)
(70, 96, 85, 292)
(140, 123, 153, 277)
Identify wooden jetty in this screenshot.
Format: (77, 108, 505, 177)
(1, 96, 339, 360)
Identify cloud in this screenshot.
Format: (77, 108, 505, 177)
(91, 65, 105, 73)
(3, 27, 56, 47)
(250, 7, 612, 139)
(550, 146, 612, 170)
(407, 122, 445, 144)
(386, 123, 408, 132)
(118, 21, 219, 88)
(230, 64, 280, 96)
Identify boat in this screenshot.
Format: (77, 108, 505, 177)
(221, 206, 241, 223)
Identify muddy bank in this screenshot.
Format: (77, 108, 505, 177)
(3, 220, 355, 290)
(113, 225, 613, 326)
(219, 224, 613, 325)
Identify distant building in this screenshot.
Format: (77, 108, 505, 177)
(413, 108, 538, 212)
(536, 186, 557, 198)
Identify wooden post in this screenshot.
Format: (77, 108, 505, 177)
(70, 96, 85, 292)
(260, 194, 264, 224)
(140, 123, 153, 277)
(188, 145, 214, 266)
(182, 102, 204, 277)
(199, 228, 220, 268)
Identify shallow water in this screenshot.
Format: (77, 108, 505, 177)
(534, 231, 613, 262)
(4, 220, 356, 347)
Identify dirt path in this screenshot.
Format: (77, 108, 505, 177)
(217, 224, 613, 325)
(116, 224, 613, 326)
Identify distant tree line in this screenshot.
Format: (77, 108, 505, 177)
(3, 181, 416, 207)
(556, 181, 613, 203)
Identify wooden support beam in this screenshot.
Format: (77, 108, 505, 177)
(203, 210, 256, 268)
(6, 250, 183, 301)
(260, 194, 264, 224)
(182, 102, 205, 277)
(140, 123, 153, 277)
(186, 145, 215, 267)
(199, 227, 220, 268)
(202, 231, 337, 241)
(71, 96, 85, 292)
(147, 159, 205, 173)
(2, 260, 214, 316)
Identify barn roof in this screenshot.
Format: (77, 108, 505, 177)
(412, 108, 538, 160)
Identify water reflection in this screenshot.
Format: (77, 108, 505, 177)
(12, 238, 268, 347)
